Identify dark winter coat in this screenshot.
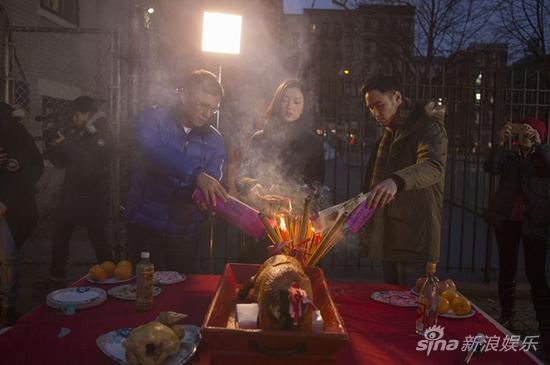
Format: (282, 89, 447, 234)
(48, 113, 113, 224)
(484, 144, 550, 240)
(0, 108, 44, 238)
(238, 116, 325, 192)
(361, 100, 448, 263)
(124, 106, 226, 237)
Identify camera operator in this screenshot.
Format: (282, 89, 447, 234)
(0, 102, 44, 328)
(34, 96, 114, 290)
(484, 117, 550, 356)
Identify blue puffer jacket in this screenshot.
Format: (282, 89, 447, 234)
(125, 106, 225, 237)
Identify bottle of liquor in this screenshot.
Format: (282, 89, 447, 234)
(135, 251, 154, 311)
(416, 262, 439, 335)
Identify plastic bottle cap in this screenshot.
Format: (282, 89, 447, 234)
(141, 252, 150, 259)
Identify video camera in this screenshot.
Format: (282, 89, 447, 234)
(35, 111, 72, 144)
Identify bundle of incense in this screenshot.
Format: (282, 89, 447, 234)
(192, 189, 266, 239)
(258, 213, 280, 243)
(308, 213, 346, 267)
(297, 196, 311, 244)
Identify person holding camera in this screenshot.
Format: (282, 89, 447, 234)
(34, 96, 114, 290)
(0, 102, 44, 327)
(484, 117, 550, 354)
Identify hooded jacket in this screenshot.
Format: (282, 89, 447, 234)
(0, 103, 44, 236)
(47, 112, 113, 224)
(361, 100, 448, 262)
(124, 105, 226, 237)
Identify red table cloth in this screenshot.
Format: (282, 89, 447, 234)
(0, 275, 542, 365)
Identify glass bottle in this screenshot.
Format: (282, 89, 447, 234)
(135, 251, 154, 311)
(416, 262, 439, 335)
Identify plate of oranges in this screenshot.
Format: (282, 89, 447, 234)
(87, 260, 134, 284)
(413, 277, 475, 318)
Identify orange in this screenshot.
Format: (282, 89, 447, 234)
(117, 260, 132, 268)
(89, 264, 108, 281)
(451, 296, 471, 316)
(441, 290, 459, 302)
(100, 261, 116, 278)
(114, 265, 132, 280)
(445, 279, 457, 292)
(437, 295, 450, 314)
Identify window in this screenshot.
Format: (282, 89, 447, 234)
(14, 80, 31, 113)
(40, 0, 79, 26)
(42, 95, 72, 116)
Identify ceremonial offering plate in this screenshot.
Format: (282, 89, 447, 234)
(154, 271, 186, 285)
(371, 290, 418, 307)
(47, 287, 107, 309)
(107, 284, 161, 300)
(86, 274, 135, 284)
(96, 325, 201, 365)
(440, 309, 476, 319)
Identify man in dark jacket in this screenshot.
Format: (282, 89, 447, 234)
(0, 102, 44, 327)
(34, 96, 113, 289)
(125, 69, 228, 273)
(360, 75, 448, 285)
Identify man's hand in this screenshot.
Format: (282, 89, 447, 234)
(498, 122, 512, 146)
(0, 201, 6, 217)
(365, 178, 397, 210)
(196, 172, 228, 208)
(48, 131, 65, 146)
(0, 147, 7, 167)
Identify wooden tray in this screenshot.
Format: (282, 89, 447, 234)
(201, 263, 348, 362)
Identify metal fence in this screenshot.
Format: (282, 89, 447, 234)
(203, 66, 549, 281)
(317, 66, 550, 280)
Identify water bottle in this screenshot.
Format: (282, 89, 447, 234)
(135, 251, 154, 311)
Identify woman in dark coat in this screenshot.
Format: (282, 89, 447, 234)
(237, 79, 325, 262)
(484, 117, 550, 355)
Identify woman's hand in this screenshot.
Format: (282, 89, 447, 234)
(498, 122, 512, 146)
(524, 125, 542, 146)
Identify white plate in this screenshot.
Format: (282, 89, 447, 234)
(371, 290, 418, 307)
(154, 271, 186, 285)
(440, 309, 476, 319)
(108, 284, 162, 301)
(86, 275, 135, 285)
(96, 325, 201, 365)
(47, 287, 107, 309)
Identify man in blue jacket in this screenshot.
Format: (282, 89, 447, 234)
(125, 69, 228, 273)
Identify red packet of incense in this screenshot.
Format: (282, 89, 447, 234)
(345, 203, 376, 234)
(192, 189, 266, 239)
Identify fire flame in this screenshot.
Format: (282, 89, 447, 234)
(279, 216, 287, 231)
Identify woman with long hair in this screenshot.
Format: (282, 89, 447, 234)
(237, 79, 325, 262)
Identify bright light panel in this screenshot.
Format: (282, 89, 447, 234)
(202, 12, 242, 54)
